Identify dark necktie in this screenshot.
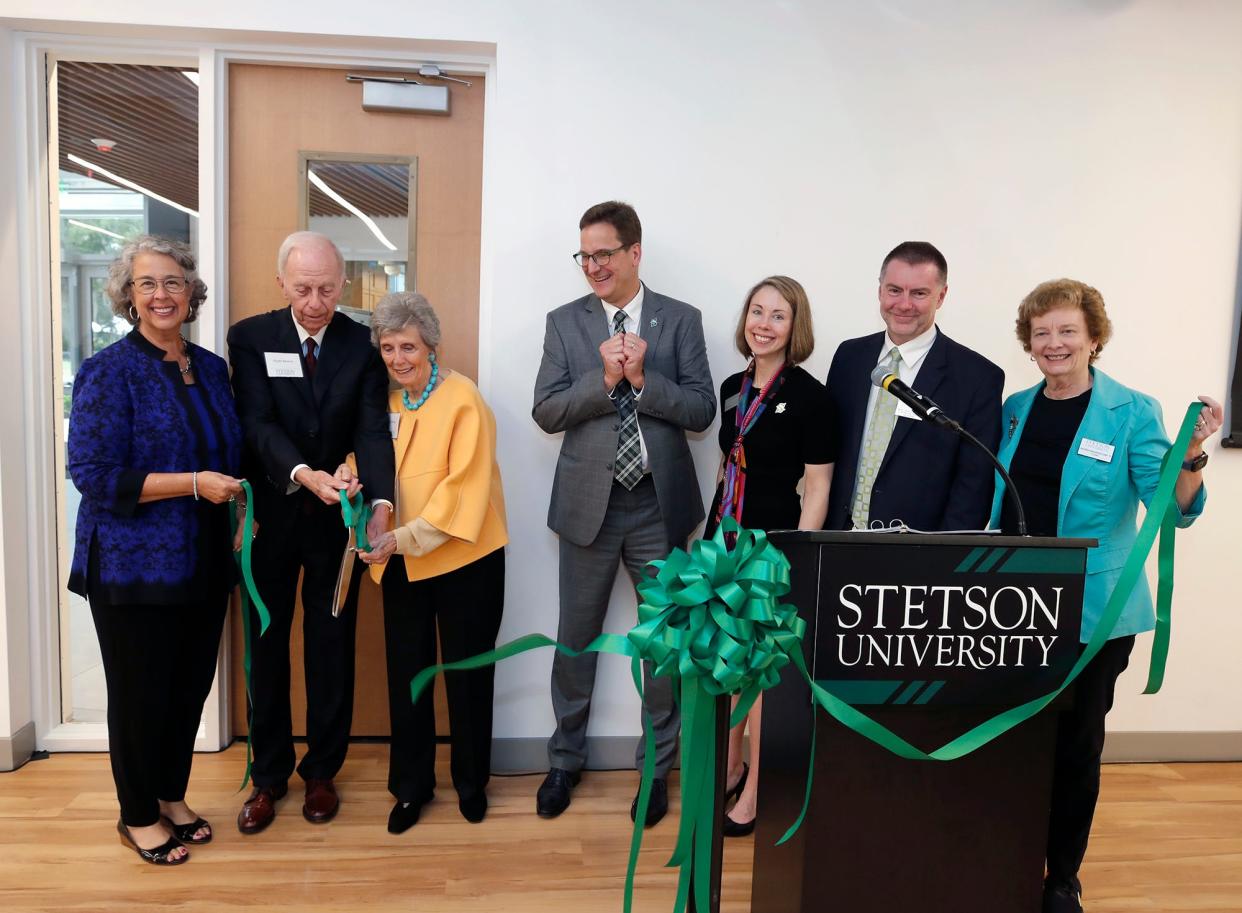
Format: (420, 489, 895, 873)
(612, 311, 643, 489)
(304, 338, 318, 378)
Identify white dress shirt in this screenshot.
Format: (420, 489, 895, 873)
(601, 283, 649, 473)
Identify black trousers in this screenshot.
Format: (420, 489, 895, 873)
(88, 590, 228, 827)
(380, 547, 505, 804)
(247, 501, 358, 787)
(1046, 635, 1135, 890)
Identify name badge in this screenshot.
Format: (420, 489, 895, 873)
(1078, 438, 1114, 462)
(723, 393, 740, 412)
(894, 401, 922, 422)
(389, 412, 401, 439)
(264, 352, 304, 378)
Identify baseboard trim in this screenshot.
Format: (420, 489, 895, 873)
(1102, 730, 1242, 763)
(0, 721, 35, 771)
(491, 736, 655, 774)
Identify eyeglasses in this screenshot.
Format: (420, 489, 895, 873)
(132, 276, 188, 295)
(572, 245, 628, 268)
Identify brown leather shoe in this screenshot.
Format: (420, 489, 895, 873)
(302, 778, 340, 823)
(237, 783, 288, 835)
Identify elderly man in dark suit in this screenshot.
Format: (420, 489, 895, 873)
(825, 241, 1003, 532)
(532, 201, 715, 825)
(228, 231, 394, 833)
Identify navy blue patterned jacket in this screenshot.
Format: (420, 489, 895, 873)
(67, 330, 242, 602)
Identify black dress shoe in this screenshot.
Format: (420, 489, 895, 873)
(387, 797, 429, 834)
(536, 768, 580, 818)
(722, 810, 755, 838)
(1042, 882, 1083, 913)
(459, 793, 487, 823)
(630, 777, 668, 827)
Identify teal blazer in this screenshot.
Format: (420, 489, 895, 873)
(988, 369, 1205, 642)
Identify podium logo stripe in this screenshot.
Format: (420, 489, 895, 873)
(997, 548, 1087, 575)
(893, 680, 926, 705)
(974, 547, 1012, 573)
(816, 680, 903, 705)
(955, 546, 988, 573)
(914, 681, 945, 704)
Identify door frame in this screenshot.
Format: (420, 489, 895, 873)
(8, 24, 497, 753)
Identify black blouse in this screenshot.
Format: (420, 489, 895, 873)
(706, 365, 840, 535)
(1000, 388, 1092, 538)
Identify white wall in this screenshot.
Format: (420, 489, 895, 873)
(3, 1, 1241, 748)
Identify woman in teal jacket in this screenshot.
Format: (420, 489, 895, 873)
(988, 278, 1221, 913)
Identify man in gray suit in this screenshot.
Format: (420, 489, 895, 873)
(532, 201, 715, 825)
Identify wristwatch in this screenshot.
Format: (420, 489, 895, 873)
(1182, 451, 1209, 472)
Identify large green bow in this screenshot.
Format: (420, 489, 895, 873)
(627, 517, 804, 913)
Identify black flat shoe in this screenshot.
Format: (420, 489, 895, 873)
(161, 815, 212, 845)
(724, 763, 749, 802)
(722, 811, 755, 838)
(631, 777, 668, 827)
(459, 793, 488, 823)
(117, 819, 188, 865)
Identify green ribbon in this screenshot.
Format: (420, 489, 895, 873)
(230, 479, 270, 790)
(629, 519, 802, 913)
(339, 489, 373, 552)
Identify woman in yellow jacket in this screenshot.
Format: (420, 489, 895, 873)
(354, 291, 508, 834)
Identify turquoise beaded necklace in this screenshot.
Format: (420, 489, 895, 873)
(401, 358, 440, 410)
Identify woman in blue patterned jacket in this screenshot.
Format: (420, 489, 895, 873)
(68, 236, 244, 866)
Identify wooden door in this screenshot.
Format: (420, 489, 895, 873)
(227, 63, 484, 738)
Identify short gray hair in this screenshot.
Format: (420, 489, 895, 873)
(276, 230, 345, 278)
(371, 292, 441, 349)
(106, 235, 206, 325)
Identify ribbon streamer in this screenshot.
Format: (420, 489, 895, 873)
(230, 479, 270, 790)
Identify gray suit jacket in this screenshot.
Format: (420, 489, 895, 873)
(533, 286, 716, 547)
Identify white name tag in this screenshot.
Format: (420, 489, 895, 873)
(389, 412, 401, 439)
(264, 352, 304, 378)
(894, 401, 922, 422)
(1078, 438, 1114, 462)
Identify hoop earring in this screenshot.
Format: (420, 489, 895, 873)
(128, 305, 139, 322)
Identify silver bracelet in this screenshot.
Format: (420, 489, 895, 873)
(192, 471, 199, 501)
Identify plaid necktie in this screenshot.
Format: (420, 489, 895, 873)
(851, 346, 902, 529)
(304, 338, 318, 378)
(612, 311, 643, 490)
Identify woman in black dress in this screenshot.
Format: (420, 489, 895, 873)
(706, 275, 838, 836)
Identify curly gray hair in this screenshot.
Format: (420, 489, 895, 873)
(370, 292, 441, 350)
(105, 235, 207, 325)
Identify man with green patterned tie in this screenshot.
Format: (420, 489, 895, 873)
(532, 201, 716, 826)
(824, 242, 1004, 532)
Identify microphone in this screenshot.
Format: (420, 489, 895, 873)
(870, 363, 961, 431)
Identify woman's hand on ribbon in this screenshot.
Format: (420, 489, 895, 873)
(198, 471, 244, 504)
(360, 530, 397, 564)
(1189, 395, 1223, 450)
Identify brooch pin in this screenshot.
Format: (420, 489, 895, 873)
(1008, 415, 1018, 440)
(775, 402, 787, 414)
(649, 318, 657, 328)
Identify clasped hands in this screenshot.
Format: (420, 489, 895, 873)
(599, 331, 646, 392)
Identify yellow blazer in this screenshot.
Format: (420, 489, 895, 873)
(369, 371, 508, 582)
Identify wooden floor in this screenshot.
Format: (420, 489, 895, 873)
(0, 744, 1239, 912)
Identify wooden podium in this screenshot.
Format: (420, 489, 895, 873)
(750, 531, 1092, 913)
